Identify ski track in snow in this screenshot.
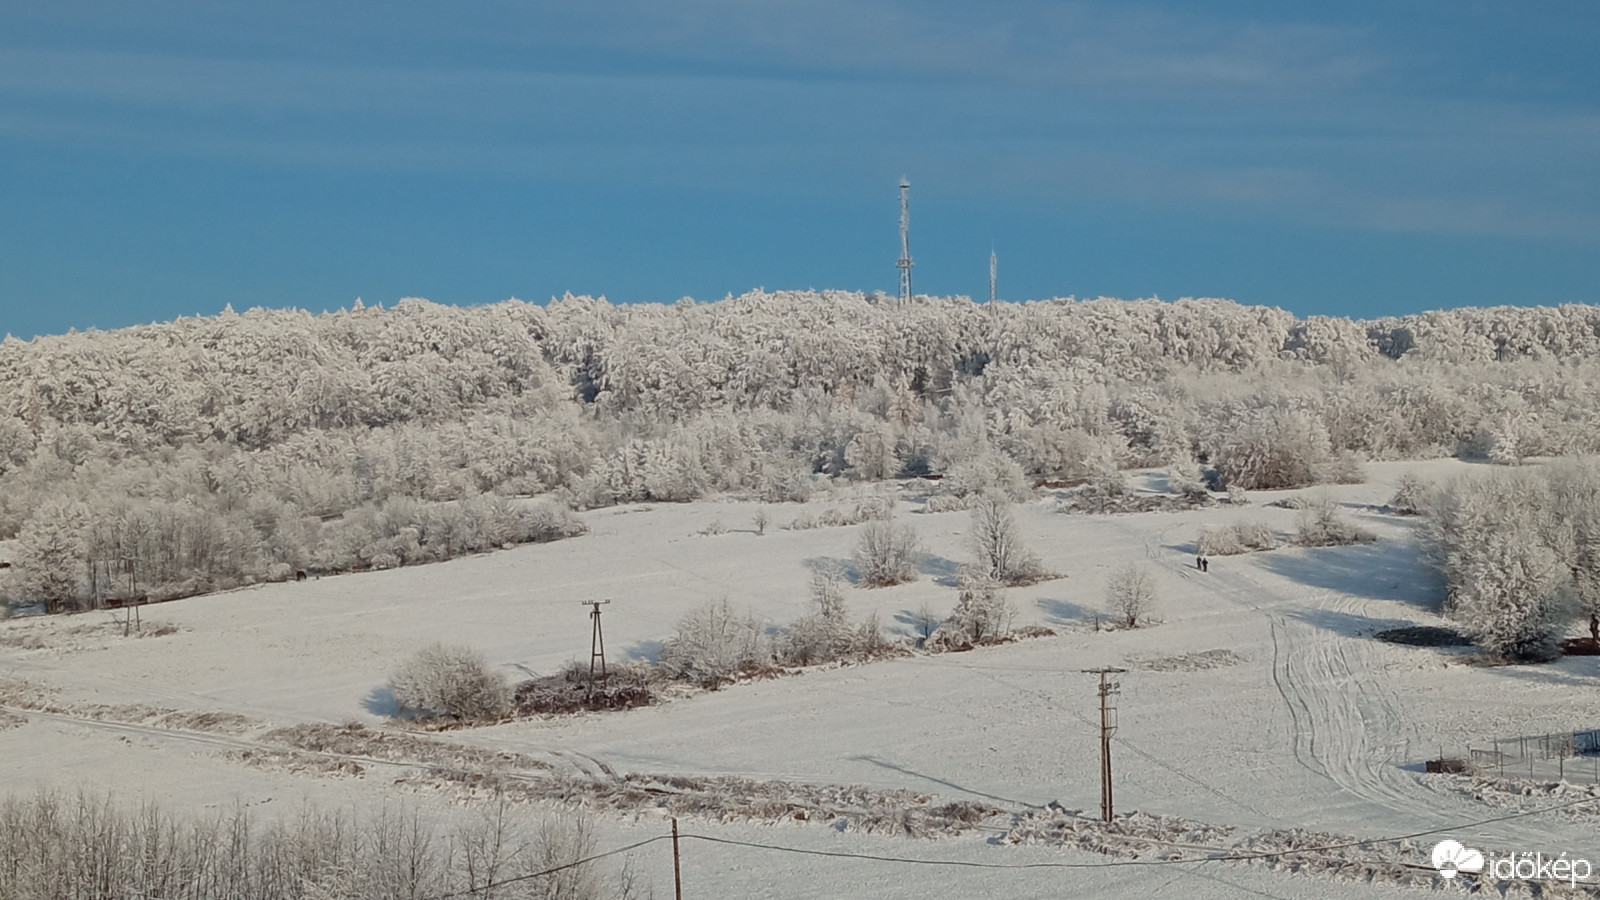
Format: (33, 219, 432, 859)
(1187, 543, 1566, 847)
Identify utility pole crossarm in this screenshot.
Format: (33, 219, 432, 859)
(1082, 667, 1127, 823)
(581, 600, 613, 698)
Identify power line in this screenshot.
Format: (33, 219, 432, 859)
(683, 792, 1600, 870)
(957, 662, 1276, 820)
(410, 790, 1598, 900)
(417, 835, 670, 900)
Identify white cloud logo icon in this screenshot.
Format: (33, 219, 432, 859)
(1431, 840, 1485, 879)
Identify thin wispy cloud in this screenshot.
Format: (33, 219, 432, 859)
(0, 1, 1596, 337)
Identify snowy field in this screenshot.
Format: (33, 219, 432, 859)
(2, 459, 1597, 898)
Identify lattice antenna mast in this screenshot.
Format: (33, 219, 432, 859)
(989, 247, 997, 304)
(897, 177, 913, 304)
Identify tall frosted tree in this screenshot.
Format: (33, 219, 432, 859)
(15, 499, 90, 612)
(1426, 471, 1577, 662)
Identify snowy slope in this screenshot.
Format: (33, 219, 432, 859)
(2, 459, 1596, 898)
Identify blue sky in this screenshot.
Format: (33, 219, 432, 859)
(2, 2, 1598, 339)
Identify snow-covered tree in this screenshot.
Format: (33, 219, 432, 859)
(928, 569, 1013, 650)
(1424, 471, 1577, 661)
(14, 499, 89, 612)
(0, 417, 34, 476)
(1105, 563, 1158, 628)
(968, 493, 1044, 585)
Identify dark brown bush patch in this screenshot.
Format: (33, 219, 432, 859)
(1374, 626, 1472, 647)
(513, 665, 659, 715)
(1561, 637, 1600, 656)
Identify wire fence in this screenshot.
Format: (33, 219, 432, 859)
(1430, 728, 1600, 784)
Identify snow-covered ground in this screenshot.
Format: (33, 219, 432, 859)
(2, 459, 1597, 898)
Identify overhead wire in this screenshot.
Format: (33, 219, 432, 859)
(410, 789, 1597, 900)
(415, 835, 670, 900)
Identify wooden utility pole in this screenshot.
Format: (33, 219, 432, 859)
(672, 817, 683, 900)
(121, 559, 141, 637)
(581, 600, 612, 699)
(1082, 667, 1126, 822)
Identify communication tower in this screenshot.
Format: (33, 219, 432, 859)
(989, 248, 997, 304)
(897, 178, 913, 304)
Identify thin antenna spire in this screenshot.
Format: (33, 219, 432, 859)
(989, 247, 997, 304)
(897, 178, 913, 304)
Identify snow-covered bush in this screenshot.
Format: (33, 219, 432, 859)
(1016, 426, 1115, 483)
(968, 493, 1045, 585)
(521, 501, 589, 542)
(1389, 473, 1428, 515)
(1212, 408, 1331, 490)
(1166, 466, 1212, 505)
(927, 569, 1013, 650)
(657, 598, 769, 689)
(779, 565, 854, 666)
(938, 452, 1031, 504)
(1055, 471, 1134, 514)
(1321, 450, 1366, 485)
(818, 491, 894, 527)
(778, 564, 900, 666)
(854, 518, 922, 587)
(389, 643, 512, 721)
(1293, 496, 1376, 547)
(756, 461, 815, 503)
(1194, 522, 1279, 556)
(1106, 564, 1158, 629)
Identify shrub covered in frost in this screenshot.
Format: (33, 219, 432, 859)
(854, 517, 922, 587)
(658, 598, 770, 689)
(1293, 496, 1376, 547)
(927, 569, 1013, 651)
(1388, 473, 1427, 515)
(390, 643, 512, 721)
(1194, 522, 1279, 556)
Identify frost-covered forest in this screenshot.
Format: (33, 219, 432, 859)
(5, 291, 1600, 606)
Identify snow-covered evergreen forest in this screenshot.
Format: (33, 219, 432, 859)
(5, 291, 1600, 606)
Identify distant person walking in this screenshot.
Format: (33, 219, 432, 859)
(1196, 555, 1204, 570)
(1201, 557, 1209, 572)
